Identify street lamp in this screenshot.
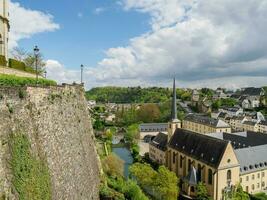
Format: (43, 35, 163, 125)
(34, 45, 39, 84)
(44, 70, 47, 79)
(81, 64, 84, 84)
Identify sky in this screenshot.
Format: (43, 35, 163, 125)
(8, 0, 267, 89)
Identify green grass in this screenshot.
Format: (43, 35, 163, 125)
(9, 133, 52, 200)
(0, 74, 56, 86)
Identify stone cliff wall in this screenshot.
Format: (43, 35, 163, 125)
(0, 84, 100, 199)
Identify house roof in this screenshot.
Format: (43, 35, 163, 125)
(259, 121, 267, 126)
(235, 145, 267, 174)
(184, 114, 230, 128)
(168, 129, 229, 168)
(150, 132, 168, 151)
(208, 131, 267, 149)
(139, 123, 168, 130)
(241, 87, 264, 96)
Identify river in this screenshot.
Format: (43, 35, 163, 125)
(112, 136, 133, 177)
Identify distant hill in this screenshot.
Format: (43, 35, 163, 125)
(85, 86, 192, 104)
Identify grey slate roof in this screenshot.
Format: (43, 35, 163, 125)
(241, 87, 264, 96)
(150, 132, 168, 151)
(235, 145, 267, 174)
(184, 114, 230, 128)
(208, 131, 267, 149)
(139, 123, 168, 132)
(259, 121, 267, 126)
(168, 129, 229, 167)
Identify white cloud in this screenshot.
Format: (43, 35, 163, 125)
(80, 0, 267, 89)
(45, 60, 80, 84)
(93, 7, 106, 15)
(9, 1, 60, 48)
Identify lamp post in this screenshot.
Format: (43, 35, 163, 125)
(81, 64, 84, 84)
(44, 70, 47, 79)
(34, 46, 40, 85)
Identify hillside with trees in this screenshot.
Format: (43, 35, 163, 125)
(86, 87, 192, 103)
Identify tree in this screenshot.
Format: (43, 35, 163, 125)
(123, 180, 149, 200)
(11, 47, 46, 74)
(196, 182, 211, 200)
(102, 154, 124, 177)
(232, 184, 249, 200)
(11, 47, 28, 61)
(129, 163, 179, 200)
(124, 124, 140, 143)
(137, 104, 161, 123)
(154, 166, 178, 200)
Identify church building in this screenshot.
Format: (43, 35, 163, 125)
(0, 0, 9, 61)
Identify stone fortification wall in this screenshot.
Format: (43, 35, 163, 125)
(0, 84, 100, 199)
(0, 66, 37, 78)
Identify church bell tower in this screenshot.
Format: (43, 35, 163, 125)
(168, 78, 181, 141)
(0, 0, 9, 62)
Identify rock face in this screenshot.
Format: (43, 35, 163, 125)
(0, 84, 100, 199)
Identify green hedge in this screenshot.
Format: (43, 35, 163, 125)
(0, 55, 7, 66)
(8, 59, 37, 74)
(9, 58, 26, 71)
(0, 74, 56, 86)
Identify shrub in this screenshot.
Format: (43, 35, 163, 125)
(9, 59, 38, 74)
(102, 153, 125, 177)
(0, 55, 7, 66)
(0, 74, 56, 86)
(9, 58, 26, 71)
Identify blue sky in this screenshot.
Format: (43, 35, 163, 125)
(14, 0, 150, 69)
(9, 0, 267, 89)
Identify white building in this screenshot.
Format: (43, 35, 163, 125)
(0, 0, 9, 60)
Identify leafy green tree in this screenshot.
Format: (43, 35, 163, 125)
(123, 180, 149, 200)
(129, 163, 179, 200)
(124, 124, 140, 144)
(196, 182, 211, 200)
(154, 166, 178, 200)
(232, 184, 249, 200)
(137, 104, 161, 123)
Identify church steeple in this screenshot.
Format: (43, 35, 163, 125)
(168, 78, 181, 141)
(171, 78, 178, 122)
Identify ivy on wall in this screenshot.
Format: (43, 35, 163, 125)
(9, 133, 52, 200)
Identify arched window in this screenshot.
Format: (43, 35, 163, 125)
(197, 164, 202, 182)
(188, 159, 191, 172)
(208, 169, 213, 185)
(227, 170, 231, 181)
(180, 156, 183, 168)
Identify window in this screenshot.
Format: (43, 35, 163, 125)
(246, 176, 249, 181)
(257, 183, 260, 188)
(252, 174, 255, 180)
(252, 184, 255, 190)
(258, 173, 260, 179)
(208, 169, 213, 185)
(197, 164, 202, 182)
(240, 178, 242, 183)
(262, 172, 265, 177)
(180, 156, 183, 168)
(227, 170, 231, 181)
(188, 159, 191, 172)
(262, 182, 265, 187)
(173, 152, 176, 164)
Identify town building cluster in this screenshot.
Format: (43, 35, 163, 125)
(148, 79, 267, 200)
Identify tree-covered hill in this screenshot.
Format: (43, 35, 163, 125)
(85, 87, 192, 103)
(86, 87, 171, 103)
